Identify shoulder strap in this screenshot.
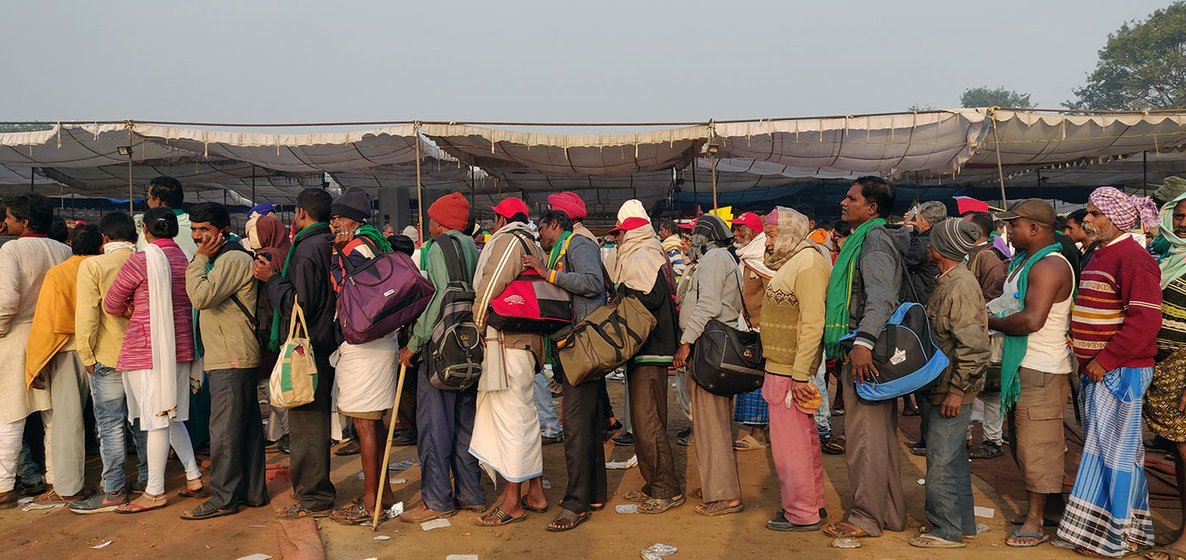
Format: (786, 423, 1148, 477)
(230, 293, 256, 325)
(436, 234, 469, 284)
(725, 250, 756, 328)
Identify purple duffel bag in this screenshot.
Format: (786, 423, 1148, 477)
(337, 243, 435, 345)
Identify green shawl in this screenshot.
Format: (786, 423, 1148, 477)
(354, 223, 393, 254)
(998, 243, 1060, 411)
(268, 222, 327, 351)
(823, 217, 886, 358)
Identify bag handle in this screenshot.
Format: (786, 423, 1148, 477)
(289, 301, 308, 341)
(728, 252, 756, 330)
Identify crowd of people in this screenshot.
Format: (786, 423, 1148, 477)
(1, 173, 1186, 559)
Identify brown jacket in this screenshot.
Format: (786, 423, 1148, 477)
(474, 223, 546, 366)
(967, 243, 1006, 301)
(741, 263, 770, 328)
(925, 263, 990, 405)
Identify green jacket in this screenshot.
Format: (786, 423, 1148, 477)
(407, 230, 480, 355)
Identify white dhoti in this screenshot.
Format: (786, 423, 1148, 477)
(469, 329, 542, 483)
(331, 332, 399, 416)
(123, 361, 193, 431)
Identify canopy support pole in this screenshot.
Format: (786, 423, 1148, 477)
(989, 110, 1007, 210)
(127, 128, 134, 213)
(414, 123, 424, 245)
(691, 158, 698, 215)
(1143, 151, 1148, 196)
(707, 121, 719, 211)
(29, 167, 34, 192)
(251, 165, 257, 205)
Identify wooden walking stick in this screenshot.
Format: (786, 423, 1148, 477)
(371, 362, 409, 530)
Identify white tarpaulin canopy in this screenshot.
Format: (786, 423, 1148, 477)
(0, 109, 1184, 218)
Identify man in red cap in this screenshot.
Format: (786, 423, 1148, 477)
(399, 192, 486, 523)
(731, 211, 776, 451)
(548, 192, 596, 242)
(470, 197, 551, 526)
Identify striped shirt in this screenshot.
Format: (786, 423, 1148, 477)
(1158, 275, 1186, 353)
(1070, 234, 1162, 371)
(103, 239, 196, 371)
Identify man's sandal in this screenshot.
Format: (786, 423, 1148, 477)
(545, 509, 591, 532)
(180, 500, 239, 521)
(1006, 530, 1050, 547)
(622, 490, 651, 503)
(638, 495, 685, 514)
(823, 521, 874, 539)
(1145, 546, 1186, 560)
(694, 500, 743, 517)
(474, 507, 527, 527)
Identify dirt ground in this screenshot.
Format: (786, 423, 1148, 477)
(2, 374, 1182, 560)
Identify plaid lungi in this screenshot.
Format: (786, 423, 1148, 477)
(734, 388, 769, 425)
(1056, 366, 1154, 557)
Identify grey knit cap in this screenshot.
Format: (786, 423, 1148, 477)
(931, 218, 981, 261)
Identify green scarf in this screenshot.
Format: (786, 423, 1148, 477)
(998, 243, 1060, 411)
(354, 224, 393, 254)
(544, 231, 574, 368)
(547, 231, 573, 269)
(823, 217, 886, 358)
(268, 222, 327, 351)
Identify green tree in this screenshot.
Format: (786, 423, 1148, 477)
(0, 123, 53, 133)
(960, 86, 1034, 108)
(1067, 2, 1186, 110)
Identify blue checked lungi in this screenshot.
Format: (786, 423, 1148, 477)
(1057, 366, 1154, 557)
(734, 388, 769, 425)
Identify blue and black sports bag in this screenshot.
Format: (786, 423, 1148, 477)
(840, 301, 949, 401)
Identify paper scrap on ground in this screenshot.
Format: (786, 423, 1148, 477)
(831, 537, 860, 549)
(607, 455, 638, 470)
(235, 555, 272, 560)
(391, 478, 407, 484)
(644, 543, 677, 557)
(91, 540, 113, 550)
(976, 523, 990, 536)
(916, 478, 925, 486)
(389, 459, 419, 471)
(248, 524, 267, 528)
(542, 479, 551, 490)
(373, 535, 391, 541)
(16, 497, 33, 505)
(446, 555, 479, 560)
(615, 504, 638, 514)
(386, 502, 404, 519)
(421, 518, 451, 531)
(974, 506, 995, 518)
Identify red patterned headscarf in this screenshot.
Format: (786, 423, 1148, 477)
(1088, 186, 1158, 231)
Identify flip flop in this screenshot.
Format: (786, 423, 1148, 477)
(1009, 515, 1060, 527)
(474, 507, 527, 527)
(908, 534, 967, 548)
(1145, 546, 1186, 560)
(733, 434, 766, 451)
(1006, 530, 1050, 547)
(545, 510, 591, 532)
(823, 520, 873, 539)
(622, 490, 651, 503)
(520, 497, 548, 514)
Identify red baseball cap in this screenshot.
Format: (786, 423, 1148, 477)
(731, 212, 763, 232)
(492, 197, 530, 220)
(608, 216, 652, 235)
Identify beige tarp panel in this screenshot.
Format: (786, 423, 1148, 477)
(129, 124, 425, 173)
(713, 111, 987, 175)
(966, 110, 1186, 167)
(0, 124, 193, 167)
(420, 123, 707, 176)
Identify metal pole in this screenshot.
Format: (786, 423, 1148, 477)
(414, 123, 424, 244)
(251, 165, 257, 205)
(127, 129, 134, 213)
(30, 167, 34, 192)
(1143, 151, 1148, 196)
(990, 113, 1007, 210)
(691, 158, 699, 215)
(709, 151, 719, 211)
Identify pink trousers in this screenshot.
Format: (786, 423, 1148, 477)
(764, 374, 825, 525)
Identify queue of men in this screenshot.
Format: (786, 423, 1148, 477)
(3, 173, 1186, 559)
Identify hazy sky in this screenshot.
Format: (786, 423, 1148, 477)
(3, 1, 1175, 124)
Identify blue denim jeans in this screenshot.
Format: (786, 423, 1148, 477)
(90, 363, 148, 493)
(534, 370, 561, 438)
(924, 402, 975, 542)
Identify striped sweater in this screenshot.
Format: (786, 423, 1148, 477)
(103, 239, 196, 371)
(1070, 234, 1162, 371)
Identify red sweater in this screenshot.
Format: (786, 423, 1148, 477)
(1070, 234, 1162, 371)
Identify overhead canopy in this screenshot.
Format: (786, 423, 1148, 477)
(1, 109, 1184, 220)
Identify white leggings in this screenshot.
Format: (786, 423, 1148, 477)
(145, 421, 201, 496)
(0, 418, 24, 493)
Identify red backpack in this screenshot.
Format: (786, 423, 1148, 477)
(486, 232, 572, 334)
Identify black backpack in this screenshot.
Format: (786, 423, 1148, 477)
(428, 235, 484, 390)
